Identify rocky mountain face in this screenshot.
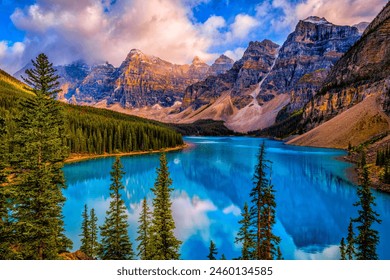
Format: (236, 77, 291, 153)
(24, 50, 235, 109)
(206, 55, 234, 76)
(179, 17, 361, 132)
(260, 16, 361, 119)
(182, 40, 279, 111)
(301, 2, 390, 132)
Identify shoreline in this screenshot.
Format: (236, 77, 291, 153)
(65, 143, 190, 164)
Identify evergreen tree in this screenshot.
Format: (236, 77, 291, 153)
(89, 208, 100, 259)
(353, 165, 381, 260)
(339, 238, 346, 260)
(150, 153, 181, 260)
(235, 202, 254, 260)
(99, 157, 134, 260)
(136, 198, 152, 260)
(249, 142, 280, 260)
(220, 254, 226, 260)
(80, 204, 91, 256)
(0, 116, 14, 259)
(261, 170, 280, 259)
(207, 240, 218, 260)
(276, 246, 283, 260)
(10, 53, 71, 259)
(346, 220, 355, 260)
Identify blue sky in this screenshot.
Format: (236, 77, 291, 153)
(0, 0, 387, 73)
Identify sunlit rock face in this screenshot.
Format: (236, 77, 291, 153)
(259, 16, 361, 117)
(301, 3, 390, 131)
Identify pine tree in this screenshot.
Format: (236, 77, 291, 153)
(346, 220, 355, 260)
(0, 116, 14, 259)
(235, 202, 254, 260)
(149, 153, 181, 260)
(353, 165, 381, 260)
(339, 238, 346, 260)
(80, 204, 91, 256)
(9, 53, 71, 259)
(207, 240, 218, 260)
(261, 169, 281, 259)
(89, 208, 100, 259)
(136, 198, 152, 260)
(99, 157, 134, 260)
(276, 246, 283, 260)
(249, 142, 280, 260)
(220, 254, 226, 260)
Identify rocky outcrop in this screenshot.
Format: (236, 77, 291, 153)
(302, 2, 390, 131)
(60, 250, 93, 260)
(182, 40, 279, 111)
(108, 50, 214, 108)
(206, 54, 234, 76)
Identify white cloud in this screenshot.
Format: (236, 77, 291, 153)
(295, 0, 387, 26)
(0, 41, 26, 73)
(230, 14, 260, 39)
(1, 0, 387, 74)
(224, 47, 245, 61)
(6, 0, 213, 71)
(222, 204, 241, 216)
(172, 192, 217, 242)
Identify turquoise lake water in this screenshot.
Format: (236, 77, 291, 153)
(62, 136, 390, 259)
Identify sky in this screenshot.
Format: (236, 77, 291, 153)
(0, 0, 388, 74)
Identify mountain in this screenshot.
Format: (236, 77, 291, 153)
(176, 17, 361, 132)
(26, 50, 236, 110)
(260, 16, 360, 119)
(288, 2, 390, 149)
(178, 39, 281, 132)
(12, 16, 366, 134)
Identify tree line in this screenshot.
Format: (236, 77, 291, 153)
(375, 146, 390, 184)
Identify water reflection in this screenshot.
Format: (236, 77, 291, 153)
(63, 137, 390, 259)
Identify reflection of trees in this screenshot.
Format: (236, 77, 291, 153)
(270, 150, 358, 248)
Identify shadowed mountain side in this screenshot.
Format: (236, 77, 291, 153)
(288, 93, 390, 149)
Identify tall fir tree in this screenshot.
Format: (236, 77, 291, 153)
(353, 164, 381, 260)
(249, 142, 280, 260)
(150, 153, 181, 260)
(80, 204, 91, 256)
(9, 53, 71, 259)
(276, 247, 283, 260)
(136, 198, 152, 260)
(207, 240, 218, 260)
(260, 167, 280, 259)
(89, 208, 100, 259)
(346, 220, 355, 260)
(0, 116, 15, 259)
(339, 238, 346, 260)
(235, 202, 254, 260)
(99, 157, 134, 260)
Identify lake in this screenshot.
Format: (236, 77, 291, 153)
(62, 136, 390, 259)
